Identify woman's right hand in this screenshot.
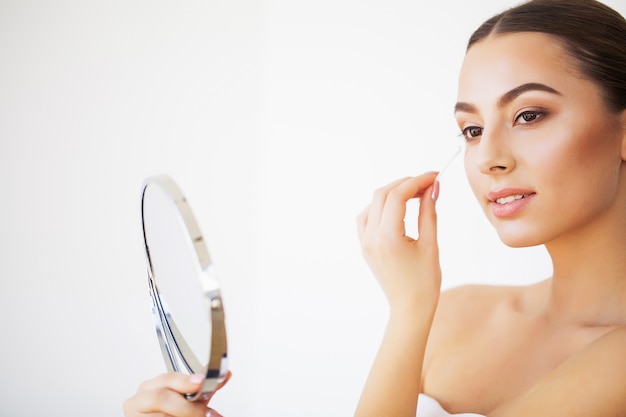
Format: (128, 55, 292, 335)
(123, 371, 231, 417)
(356, 172, 442, 312)
(354, 172, 442, 417)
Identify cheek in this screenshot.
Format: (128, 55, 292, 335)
(529, 123, 623, 234)
(463, 151, 484, 200)
(546, 124, 622, 192)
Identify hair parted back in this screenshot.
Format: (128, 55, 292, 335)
(468, 0, 626, 113)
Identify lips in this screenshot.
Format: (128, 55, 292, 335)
(487, 189, 536, 203)
(487, 189, 536, 218)
(495, 194, 529, 204)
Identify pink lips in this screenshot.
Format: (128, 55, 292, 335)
(487, 188, 536, 218)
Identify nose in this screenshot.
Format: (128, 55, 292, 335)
(473, 128, 515, 175)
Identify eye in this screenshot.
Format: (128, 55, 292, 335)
(515, 110, 546, 125)
(461, 125, 483, 141)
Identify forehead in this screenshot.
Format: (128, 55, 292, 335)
(457, 32, 579, 103)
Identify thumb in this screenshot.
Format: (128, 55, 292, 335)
(203, 370, 232, 405)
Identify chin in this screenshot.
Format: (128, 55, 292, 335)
(493, 222, 547, 248)
(499, 236, 543, 248)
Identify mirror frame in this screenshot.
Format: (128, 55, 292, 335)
(140, 175, 228, 401)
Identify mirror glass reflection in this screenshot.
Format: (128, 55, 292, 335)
(141, 175, 227, 400)
(143, 182, 211, 361)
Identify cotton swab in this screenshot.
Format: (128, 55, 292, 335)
(432, 145, 462, 200)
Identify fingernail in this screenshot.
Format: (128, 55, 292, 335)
(431, 180, 440, 201)
(190, 374, 205, 385)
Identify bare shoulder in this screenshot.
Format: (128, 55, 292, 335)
(428, 282, 540, 340)
(422, 281, 547, 389)
(423, 284, 523, 370)
(423, 281, 626, 415)
(493, 325, 626, 417)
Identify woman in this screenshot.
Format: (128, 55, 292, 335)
(124, 0, 626, 415)
(355, 0, 626, 416)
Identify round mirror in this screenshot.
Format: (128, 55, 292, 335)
(140, 175, 228, 401)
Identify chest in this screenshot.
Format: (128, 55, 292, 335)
(422, 323, 601, 414)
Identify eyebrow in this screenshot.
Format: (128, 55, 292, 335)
(454, 82, 562, 114)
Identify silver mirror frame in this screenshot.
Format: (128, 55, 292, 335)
(140, 175, 228, 401)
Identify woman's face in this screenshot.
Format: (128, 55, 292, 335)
(455, 32, 625, 248)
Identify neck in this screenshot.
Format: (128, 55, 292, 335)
(543, 200, 626, 327)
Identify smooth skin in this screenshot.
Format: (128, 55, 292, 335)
(355, 32, 626, 417)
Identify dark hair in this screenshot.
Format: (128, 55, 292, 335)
(468, 0, 626, 113)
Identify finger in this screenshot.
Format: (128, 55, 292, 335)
(417, 181, 439, 250)
(125, 386, 206, 417)
(206, 408, 224, 417)
(219, 370, 232, 388)
(367, 177, 412, 230)
(378, 173, 438, 238)
(203, 370, 233, 404)
(139, 373, 206, 396)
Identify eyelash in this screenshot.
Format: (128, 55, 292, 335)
(459, 110, 547, 142)
(460, 126, 483, 141)
(515, 109, 546, 124)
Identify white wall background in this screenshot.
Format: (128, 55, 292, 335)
(1, 0, 623, 416)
